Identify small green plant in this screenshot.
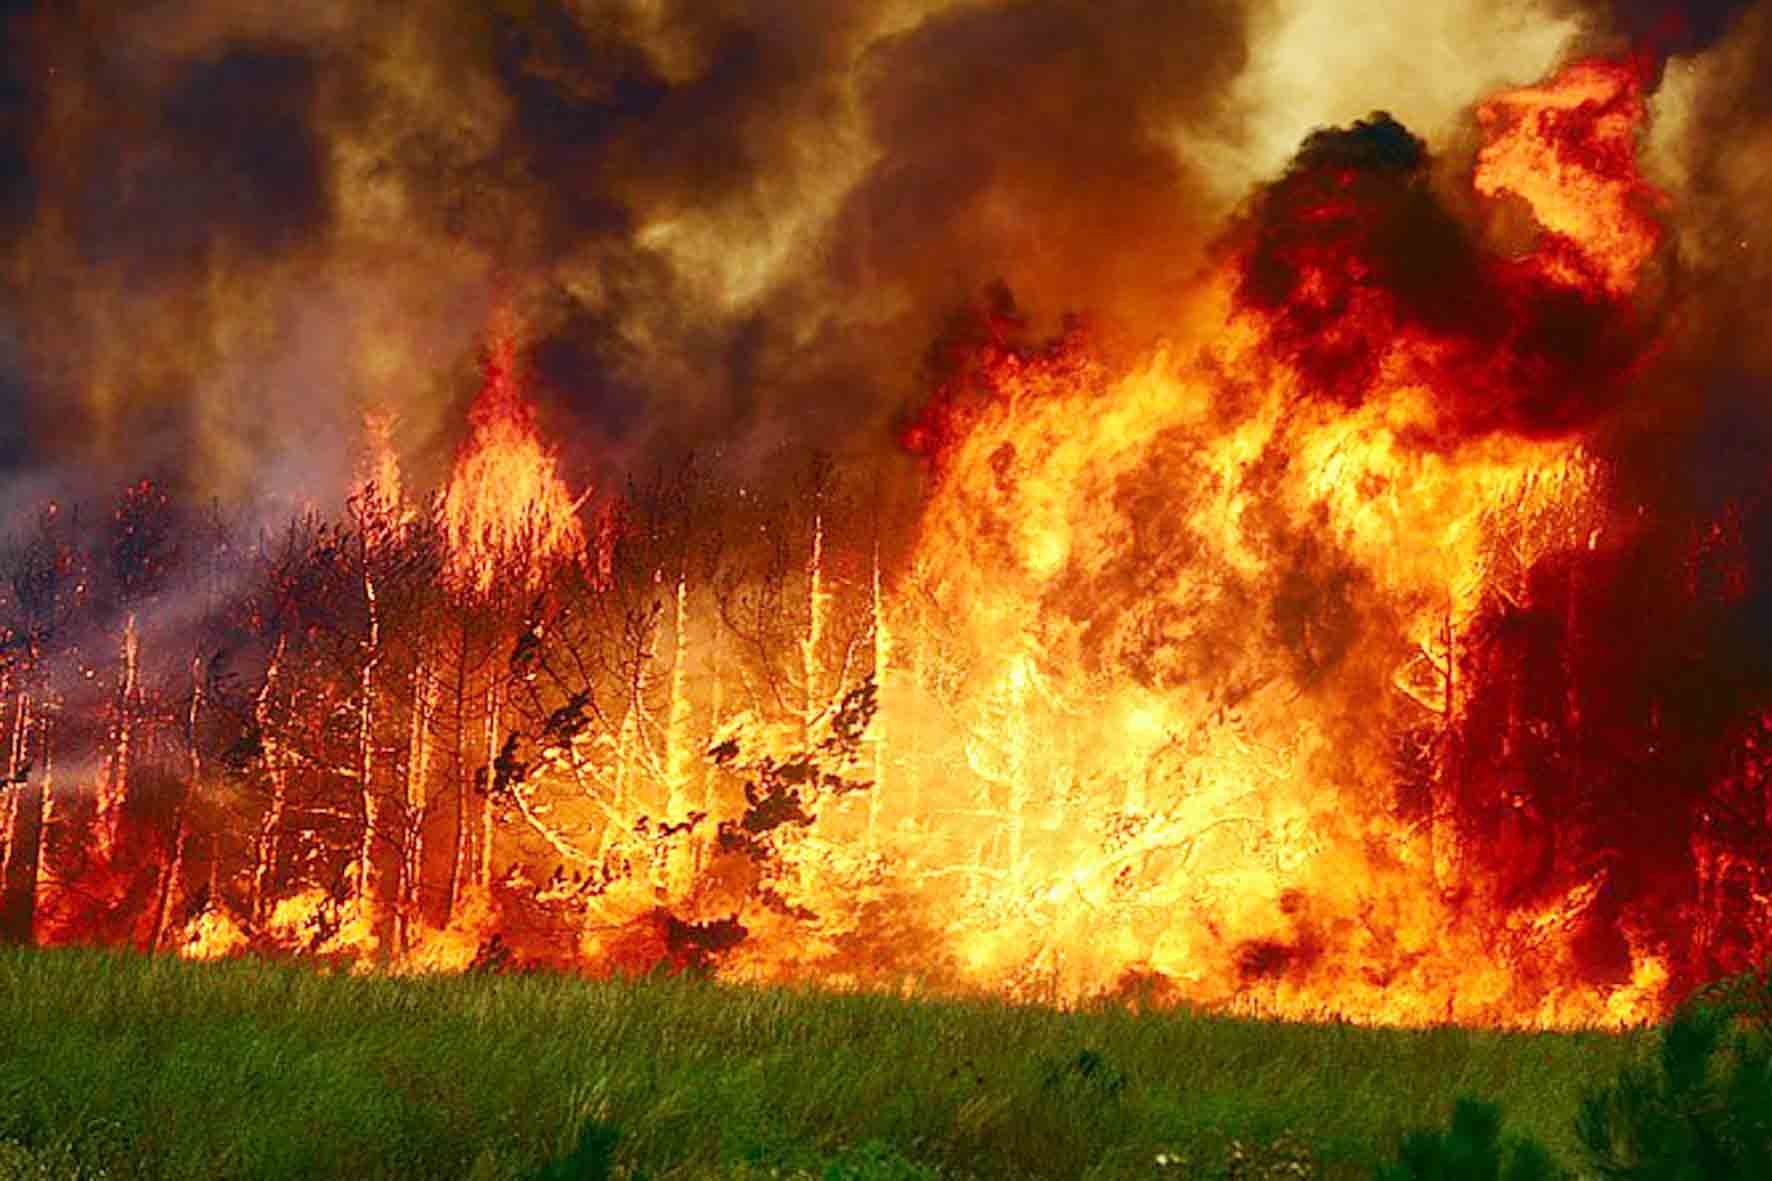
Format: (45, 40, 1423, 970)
(527, 1119, 622, 1181)
(1575, 997, 1772, 1179)
(1374, 1096, 1567, 1181)
(1040, 1048, 1127, 1102)
(819, 1140, 940, 1180)
(0, 1139, 108, 1181)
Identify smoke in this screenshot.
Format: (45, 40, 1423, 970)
(1232, 107, 1656, 439)
(1180, 0, 1588, 199)
(1604, 0, 1758, 57)
(0, 0, 1768, 517)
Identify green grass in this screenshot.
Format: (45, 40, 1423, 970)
(0, 947, 1652, 1179)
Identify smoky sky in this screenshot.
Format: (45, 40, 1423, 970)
(1606, 0, 1758, 56)
(0, 1, 34, 231)
(0, 0, 36, 468)
(78, 49, 327, 278)
(0, 0, 1768, 511)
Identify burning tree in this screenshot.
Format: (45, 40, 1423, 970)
(0, 504, 83, 945)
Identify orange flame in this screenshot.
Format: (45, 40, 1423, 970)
(123, 59, 1700, 1028)
(353, 410, 412, 537)
(442, 329, 588, 598)
(178, 906, 249, 962)
(1475, 58, 1663, 295)
(875, 58, 1669, 1026)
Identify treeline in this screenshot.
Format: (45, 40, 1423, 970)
(0, 457, 894, 973)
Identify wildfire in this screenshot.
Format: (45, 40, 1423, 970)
(441, 328, 588, 598)
(9, 52, 1764, 1032)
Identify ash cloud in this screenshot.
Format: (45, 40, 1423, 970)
(1605, 0, 1758, 57)
(1640, 3, 1772, 386)
(0, 0, 36, 240)
(0, 329, 28, 475)
(77, 48, 328, 277)
(826, 0, 1250, 341)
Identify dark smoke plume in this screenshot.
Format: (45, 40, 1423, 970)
(1607, 0, 1757, 59)
(0, 0, 1254, 509)
(0, 0, 1765, 515)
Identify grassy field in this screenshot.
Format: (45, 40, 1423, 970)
(0, 947, 1653, 1180)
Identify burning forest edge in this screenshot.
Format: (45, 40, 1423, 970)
(1, 40, 1771, 1031)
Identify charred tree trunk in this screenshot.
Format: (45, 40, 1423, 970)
(869, 542, 889, 854)
(356, 564, 389, 954)
(97, 612, 139, 857)
(663, 570, 695, 895)
(446, 620, 471, 922)
(398, 659, 435, 950)
(477, 679, 500, 887)
(0, 684, 26, 885)
(0, 709, 51, 944)
(250, 638, 288, 930)
(1431, 608, 1460, 892)
(149, 656, 202, 952)
(803, 513, 827, 744)
(665, 570, 693, 819)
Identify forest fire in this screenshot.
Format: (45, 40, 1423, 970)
(3, 6, 1771, 1031)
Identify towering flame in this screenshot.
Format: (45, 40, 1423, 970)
(354, 410, 412, 536)
(442, 328, 588, 598)
(885, 56, 1671, 1025)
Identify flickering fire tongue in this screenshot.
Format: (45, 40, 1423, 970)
(1474, 60, 1663, 295)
